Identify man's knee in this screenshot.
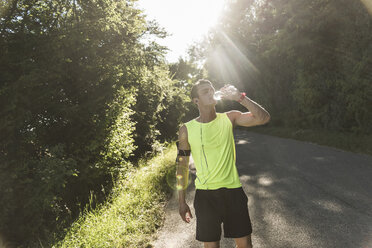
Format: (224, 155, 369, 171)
(236, 244, 253, 248)
(204, 241, 220, 248)
(234, 234, 253, 248)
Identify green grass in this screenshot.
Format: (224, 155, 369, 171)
(53, 143, 176, 248)
(245, 126, 372, 156)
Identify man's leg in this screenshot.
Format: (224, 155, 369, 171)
(194, 190, 223, 245)
(223, 188, 253, 247)
(233, 234, 253, 248)
(204, 241, 220, 248)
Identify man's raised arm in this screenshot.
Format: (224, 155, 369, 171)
(227, 91, 271, 128)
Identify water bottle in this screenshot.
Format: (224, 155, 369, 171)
(213, 91, 224, 100)
(214, 84, 237, 101)
(225, 85, 237, 94)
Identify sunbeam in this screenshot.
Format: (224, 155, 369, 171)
(208, 30, 260, 87)
(220, 31, 259, 74)
(360, 0, 372, 15)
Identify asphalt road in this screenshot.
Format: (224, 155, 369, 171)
(151, 129, 372, 248)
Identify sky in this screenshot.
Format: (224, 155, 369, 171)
(136, 0, 226, 63)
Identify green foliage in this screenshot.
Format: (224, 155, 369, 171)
(191, 0, 372, 134)
(155, 77, 190, 143)
(100, 86, 137, 171)
(167, 58, 206, 123)
(130, 65, 172, 158)
(0, 144, 77, 241)
(54, 143, 176, 248)
(0, 0, 187, 246)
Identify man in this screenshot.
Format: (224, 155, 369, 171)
(176, 79, 270, 248)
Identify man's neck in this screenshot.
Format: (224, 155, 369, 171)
(197, 106, 217, 123)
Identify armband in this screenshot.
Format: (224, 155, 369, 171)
(176, 141, 191, 156)
(178, 149, 191, 156)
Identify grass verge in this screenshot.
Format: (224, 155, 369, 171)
(246, 126, 372, 156)
(53, 143, 176, 248)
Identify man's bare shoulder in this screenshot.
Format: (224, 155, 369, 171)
(225, 110, 240, 117)
(225, 110, 241, 126)
(179, 124, 188, 135)
(178, 125, 190, 149)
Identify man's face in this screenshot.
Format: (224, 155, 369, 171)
(194, 84, 217, 106)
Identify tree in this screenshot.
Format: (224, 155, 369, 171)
(0, 0, 185, 245)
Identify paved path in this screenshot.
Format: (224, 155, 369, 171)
(151, 129, 372, 248)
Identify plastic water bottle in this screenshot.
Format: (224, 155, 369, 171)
(213, 91, 223, 100)
(225, 85, 237, 94)
(214, 85, 237, 101)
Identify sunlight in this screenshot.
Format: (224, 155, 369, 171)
(211, 43, 238, 82)
(236, 139, 250, 144)
(258, 176, 273, 186)
(137, 0, 226, 62)
(360, 0, 372, 15)
(208, 30, 259, 86)
(313, 199, 343, 213)
(220, 31, 259, 74)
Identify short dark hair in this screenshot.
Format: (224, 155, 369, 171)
(190, 79, 213, 100)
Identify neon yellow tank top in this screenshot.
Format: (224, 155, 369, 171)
(184, 112, 242, 190)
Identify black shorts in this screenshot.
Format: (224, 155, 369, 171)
(193, 187, 253, 242)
